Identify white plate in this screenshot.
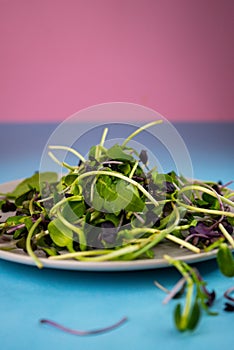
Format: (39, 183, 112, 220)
(0, 180, 219, 271)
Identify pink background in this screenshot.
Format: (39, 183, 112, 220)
(0, 0, 233, 122)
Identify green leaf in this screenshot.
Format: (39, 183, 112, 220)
(151, 172, 170, 186)
(48, 219, 73, 247)
(6, 215, 29, 226)
(63, 174, 78, 186)
(62, 199, 86, 223)
(201, 193, 219, 209)
(85, 210, 91, 223)
(92, 188, 105, 211)
(16, 236, 27, 249)
(187, 301, 201, 330)
(104, 180, 145, 213)
(106, 144, 134, 161)
(24, 217, 34, 232)
(92, 177, 145, 213)
(227, 216, 234, 226)
(168, 171, 179, 184)
(13, 227, 27, 240)
(88, 146, 100, 160)
(96, 176, 117, 201)
(15, 189, 35, 207)
(145, 249, 154, 259)
(202, 193, 216, 205)
(5, 172, 58, 199)
(41, 246, 58, 256)
(174, 304, 183, 331)
(117, 181, 145, 212)
(12, 217, 36, 240)
(104, 213, 120, 227)
(70, 183, 81, 196)
(196, 199, 209, 207)
(217, 243, 234, 277)
(118, 163, 131, 175)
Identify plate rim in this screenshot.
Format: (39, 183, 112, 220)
(0, 248, 218, 271)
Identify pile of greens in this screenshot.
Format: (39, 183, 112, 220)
(0, 120, 234, 333)
(0, 120, 234, 270)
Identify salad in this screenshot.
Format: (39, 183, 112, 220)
(0, 120, 233, 270)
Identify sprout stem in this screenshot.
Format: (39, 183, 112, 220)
(122, 120, 163, 147)
(129, 161, 139, 179)
(26, 217, 43, 269)
(100, 127, 108, 147)
(48, 151, 76, 171)
(49, 145, 86, 163)
(179, 184, 234, 208)
(40, 316, 127, 335)
(176, 200, 234, 218)
(166, 234, 200, 253)
(50, 244, 140, 262)
(218, 223, 234, 248)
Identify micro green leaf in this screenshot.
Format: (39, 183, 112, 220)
(48, 219, 73, 248)
(187, 301, 201, 330)
(62, 200, 86, 223)
(174, 303, 183, 330)
(217, 243, 234, 277)
(4, 172, 58, 199)
(63, 174, 78, 186)
(106, 144, 134, 161)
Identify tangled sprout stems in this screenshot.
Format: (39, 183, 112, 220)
(175, 184, 234, 218)
(50, 244, 141, 262)
(177, 184, 234, 209)
(74, 169, 159, 207)
(129, 204, 181, 260)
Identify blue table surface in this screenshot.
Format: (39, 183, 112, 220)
(0, 122, 233, 350)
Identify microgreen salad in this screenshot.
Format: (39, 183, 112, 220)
(0, 120, 234, 270)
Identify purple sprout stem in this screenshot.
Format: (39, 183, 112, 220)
(40, 316, 128, 336)
(162, 276, 187, 304)
(6, 217, 38, 234)
(224, 286, 234, 303)
(184, 233, 210, 242)
(221, 181, 233, 189)
(6, 223, 26, 234)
